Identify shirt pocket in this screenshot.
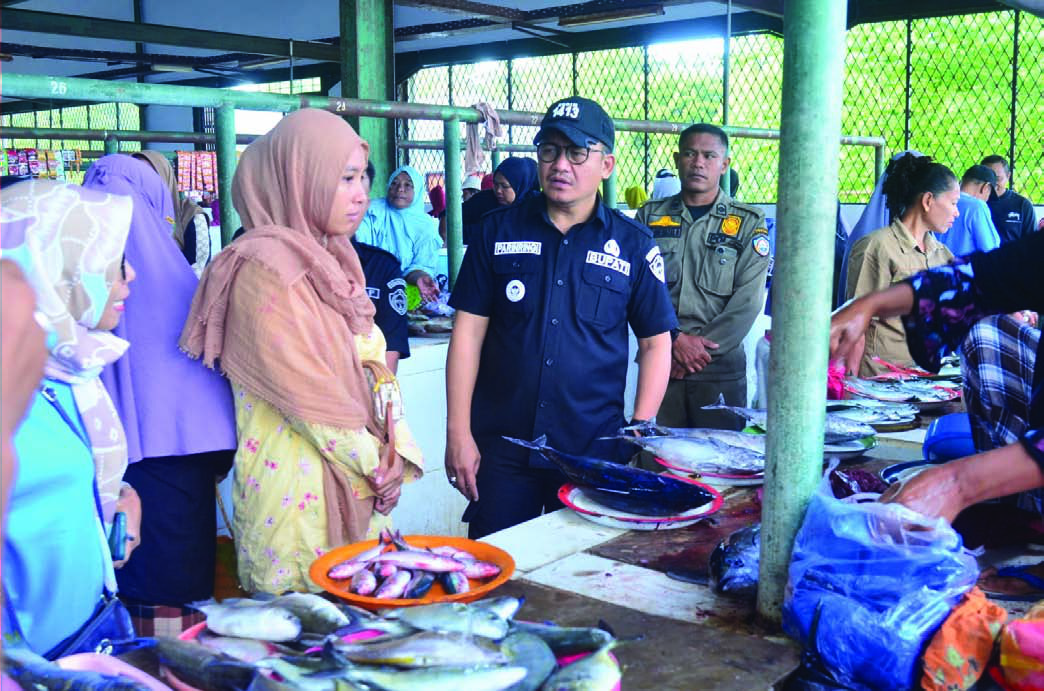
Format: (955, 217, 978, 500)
(578, 262, 630, 328)
(657, 238, 682, 287)
(696, 242, 738, 296)
(492, 254, 542, 316)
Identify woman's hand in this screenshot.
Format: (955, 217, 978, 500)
(416, 274, 440, 303)
(829, 298, 875, 366)
(371, 403, 405, 514)
(113, 483, 142, 568)
(879, 463, 966, 523)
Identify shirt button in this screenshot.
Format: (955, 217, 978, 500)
(719, 258, 727, 265)
(512, 261, 520, 268)
(604, 275, 612, 283)
(551, 318, 560, 325)
(539, 401, 548, 408)
(563, 239, 570, 245)
(545, 358, 554, 367)
(556, 279, 564, 286)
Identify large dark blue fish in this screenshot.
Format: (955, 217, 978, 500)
(504, 436, 713, 515)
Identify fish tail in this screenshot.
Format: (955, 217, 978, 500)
(502, 435, 547, 450)
(701, 393, 729, 410)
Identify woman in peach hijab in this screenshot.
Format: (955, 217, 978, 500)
(181, 109, 423, 593)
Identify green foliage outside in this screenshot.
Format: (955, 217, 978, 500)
(405, 10, 1043, 206)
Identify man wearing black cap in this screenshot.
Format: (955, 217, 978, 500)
(445, 96, 677, 538)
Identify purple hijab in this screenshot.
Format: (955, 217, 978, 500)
(83, 155, 236, 463)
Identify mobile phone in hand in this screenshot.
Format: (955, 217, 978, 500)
(109, 511, 127, 561)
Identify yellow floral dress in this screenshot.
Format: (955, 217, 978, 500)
(230, 325, 423, 593)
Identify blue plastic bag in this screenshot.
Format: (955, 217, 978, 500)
(782, 470, 978, 691)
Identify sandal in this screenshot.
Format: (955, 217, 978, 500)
(979, 561, 1044, 602)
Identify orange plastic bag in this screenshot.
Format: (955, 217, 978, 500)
(921, 587, 1008, 690)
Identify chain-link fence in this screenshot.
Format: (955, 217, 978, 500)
(400, 9, 1043, 206)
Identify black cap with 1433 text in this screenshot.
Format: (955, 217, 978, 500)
(534, 96, 615, 152)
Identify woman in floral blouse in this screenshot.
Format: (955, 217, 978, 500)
(180, 109, 423, 593)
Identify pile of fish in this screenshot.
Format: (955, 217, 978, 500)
(845, 377, 960, 404)
(325, 530, 501, 599)
(701, 395, 877, 444)
(826, 399, 920, 427)
(162, 595, 621, 691)
(506, 435, 715, 517)
(605, 398, 878, 478)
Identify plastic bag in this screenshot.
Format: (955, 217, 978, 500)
(709, 524, 760, 597)
(782, 468, 978, 691)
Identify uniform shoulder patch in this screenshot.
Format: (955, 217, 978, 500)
(753, 227, 769, 235)
(752, 235, 771, 257)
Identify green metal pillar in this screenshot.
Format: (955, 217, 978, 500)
(104, 134, 119, 155)
(340, 0, 394, 185)
(602, 168, 617, 209)
(444, 118, 464, 288)
(491, 148, 502, 171)
(756, 0, 847, 624)
(214, 104, 241, 248)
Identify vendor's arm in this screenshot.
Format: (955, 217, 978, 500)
(634, 333, 672, 420)
(830, 282, 915, 364)
(404, 221, 442, 302)
(406, 269, 440, 303)
(882, 434, 1044, 523)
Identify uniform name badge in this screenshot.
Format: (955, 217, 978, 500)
(721, 214, 742, 237)
(494, 241, 542, 255)
(505, 279, 526, 302)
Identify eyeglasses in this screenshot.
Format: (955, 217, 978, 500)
(536, 142, 604, 165)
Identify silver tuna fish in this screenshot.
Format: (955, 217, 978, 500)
(702, 394, 876, 443)
(189, 599, 301, 642)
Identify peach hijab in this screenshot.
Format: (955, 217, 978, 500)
(180, 109, 376, 432)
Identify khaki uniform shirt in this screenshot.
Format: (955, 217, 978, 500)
(846, 219, 954, 377)
(635, 190, 770, 381)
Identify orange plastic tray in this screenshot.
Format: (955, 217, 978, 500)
(309, 535, 515, 610)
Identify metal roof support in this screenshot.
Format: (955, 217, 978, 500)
(340, 0, 396, 185)
(0, 127, 257, 145)
(2, 9, 339, 61)
(757, 0, 848, 624)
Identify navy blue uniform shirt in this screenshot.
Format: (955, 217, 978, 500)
(449, 194, 677, 467)
(353, 238, 411, 359)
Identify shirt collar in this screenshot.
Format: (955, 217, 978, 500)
(532, 192, 609, 233)
(890, 218, 943, 254)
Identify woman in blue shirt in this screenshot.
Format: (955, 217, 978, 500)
(356, 165, 442, 303)
(1, 179, 138, 657)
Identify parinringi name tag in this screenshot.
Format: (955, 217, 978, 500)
(494, 241, 542, 255)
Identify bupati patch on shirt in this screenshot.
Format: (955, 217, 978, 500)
(721, 215, 742, 236)
(494, 241, 542, 255)
(586, 251, 631, 276)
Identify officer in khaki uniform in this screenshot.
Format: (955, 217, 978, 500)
(635, 124, 770, 429)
